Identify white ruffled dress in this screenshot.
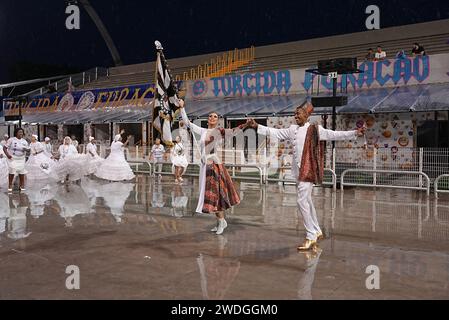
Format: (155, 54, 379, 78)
(95, 141, 135, 181)
(25, 142, 55, 182)
(85, 142, 104, 175)
(53, 144, 88, 182)
(171, 143, 189, 174)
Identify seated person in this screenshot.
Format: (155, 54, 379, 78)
(374, 46, 386, 61)
(395, 50, 407, 59)
(411, 43, 426, 56)
(365, 48, 375, 61)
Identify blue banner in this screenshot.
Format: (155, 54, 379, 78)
(3, 83, 162, 115)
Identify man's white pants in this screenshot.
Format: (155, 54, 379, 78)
(296, 181, 322, 241)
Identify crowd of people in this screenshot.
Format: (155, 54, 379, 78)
(0, 129, 136, 193)
(365, 42, 426, 61)
(0, 128, 190, 188)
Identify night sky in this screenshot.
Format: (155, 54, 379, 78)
(1, 0, 449, 83)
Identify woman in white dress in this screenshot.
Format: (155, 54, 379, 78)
(85, 136, 104, 175)
(43, 137, 53, 158)
(95, 134, 135, 181)
(53, 136, 88, 183)
(25, 135, 55, 182)
(171, 135, 188, 183)
(3, 128, 30, 192)
(179, 99, 247, 235)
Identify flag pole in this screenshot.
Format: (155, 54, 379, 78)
(150, 51, 160, 147)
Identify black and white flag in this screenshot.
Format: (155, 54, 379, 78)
(153, 40, 180, 145)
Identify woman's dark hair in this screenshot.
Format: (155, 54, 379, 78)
(14, 127, 24, 138)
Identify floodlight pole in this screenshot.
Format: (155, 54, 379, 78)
(78, 0, 123, 66)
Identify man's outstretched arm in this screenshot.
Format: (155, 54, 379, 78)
(247, 118, 292, 141)
(318, 125, 366, 141)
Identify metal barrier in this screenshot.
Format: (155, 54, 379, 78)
(227, 164, 264, 185)
(128, 159, 152, 174)
(434, 174, 449, 198)
(125, 148, 152, 174)
(340, 169, 431, 196)
(121, 143, 447, 195)
(143, 161, 265, 184)
(264, 166, 337, 190)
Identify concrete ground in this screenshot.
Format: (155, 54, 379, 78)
(0, 174, 448, 299)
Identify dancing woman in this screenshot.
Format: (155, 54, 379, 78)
(43, 137, 53, 158)
(171, 135, 188, 183)
(54, 136, 88, 183)
(25, 134, 54, 182)
(85, 136, 104, 175)
(95, 134, 135, 182)
(179, 99, 247, 235)
(3, 128, 30, 192)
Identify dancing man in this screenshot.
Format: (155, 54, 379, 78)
(247, 102, 365, 250)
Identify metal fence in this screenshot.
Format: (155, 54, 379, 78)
(435, 174, 449, 197)
(333, 147, 449, 181)
(25, 67, 108, 97)
(68, 143, 449, 193)
(340, 169, 431, 195)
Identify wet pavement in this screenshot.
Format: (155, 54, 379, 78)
(1, 174, 449, 299)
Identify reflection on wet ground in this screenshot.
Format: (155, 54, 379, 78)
(1, 174, 449, 299)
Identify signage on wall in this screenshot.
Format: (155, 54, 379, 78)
(186, 54, 449, 100)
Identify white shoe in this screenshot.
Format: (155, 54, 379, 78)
(211, 223, 218, 232)
(8, 188, 13, 193)
(179, 177, 184, 182)
(215, 219, 227, 235)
